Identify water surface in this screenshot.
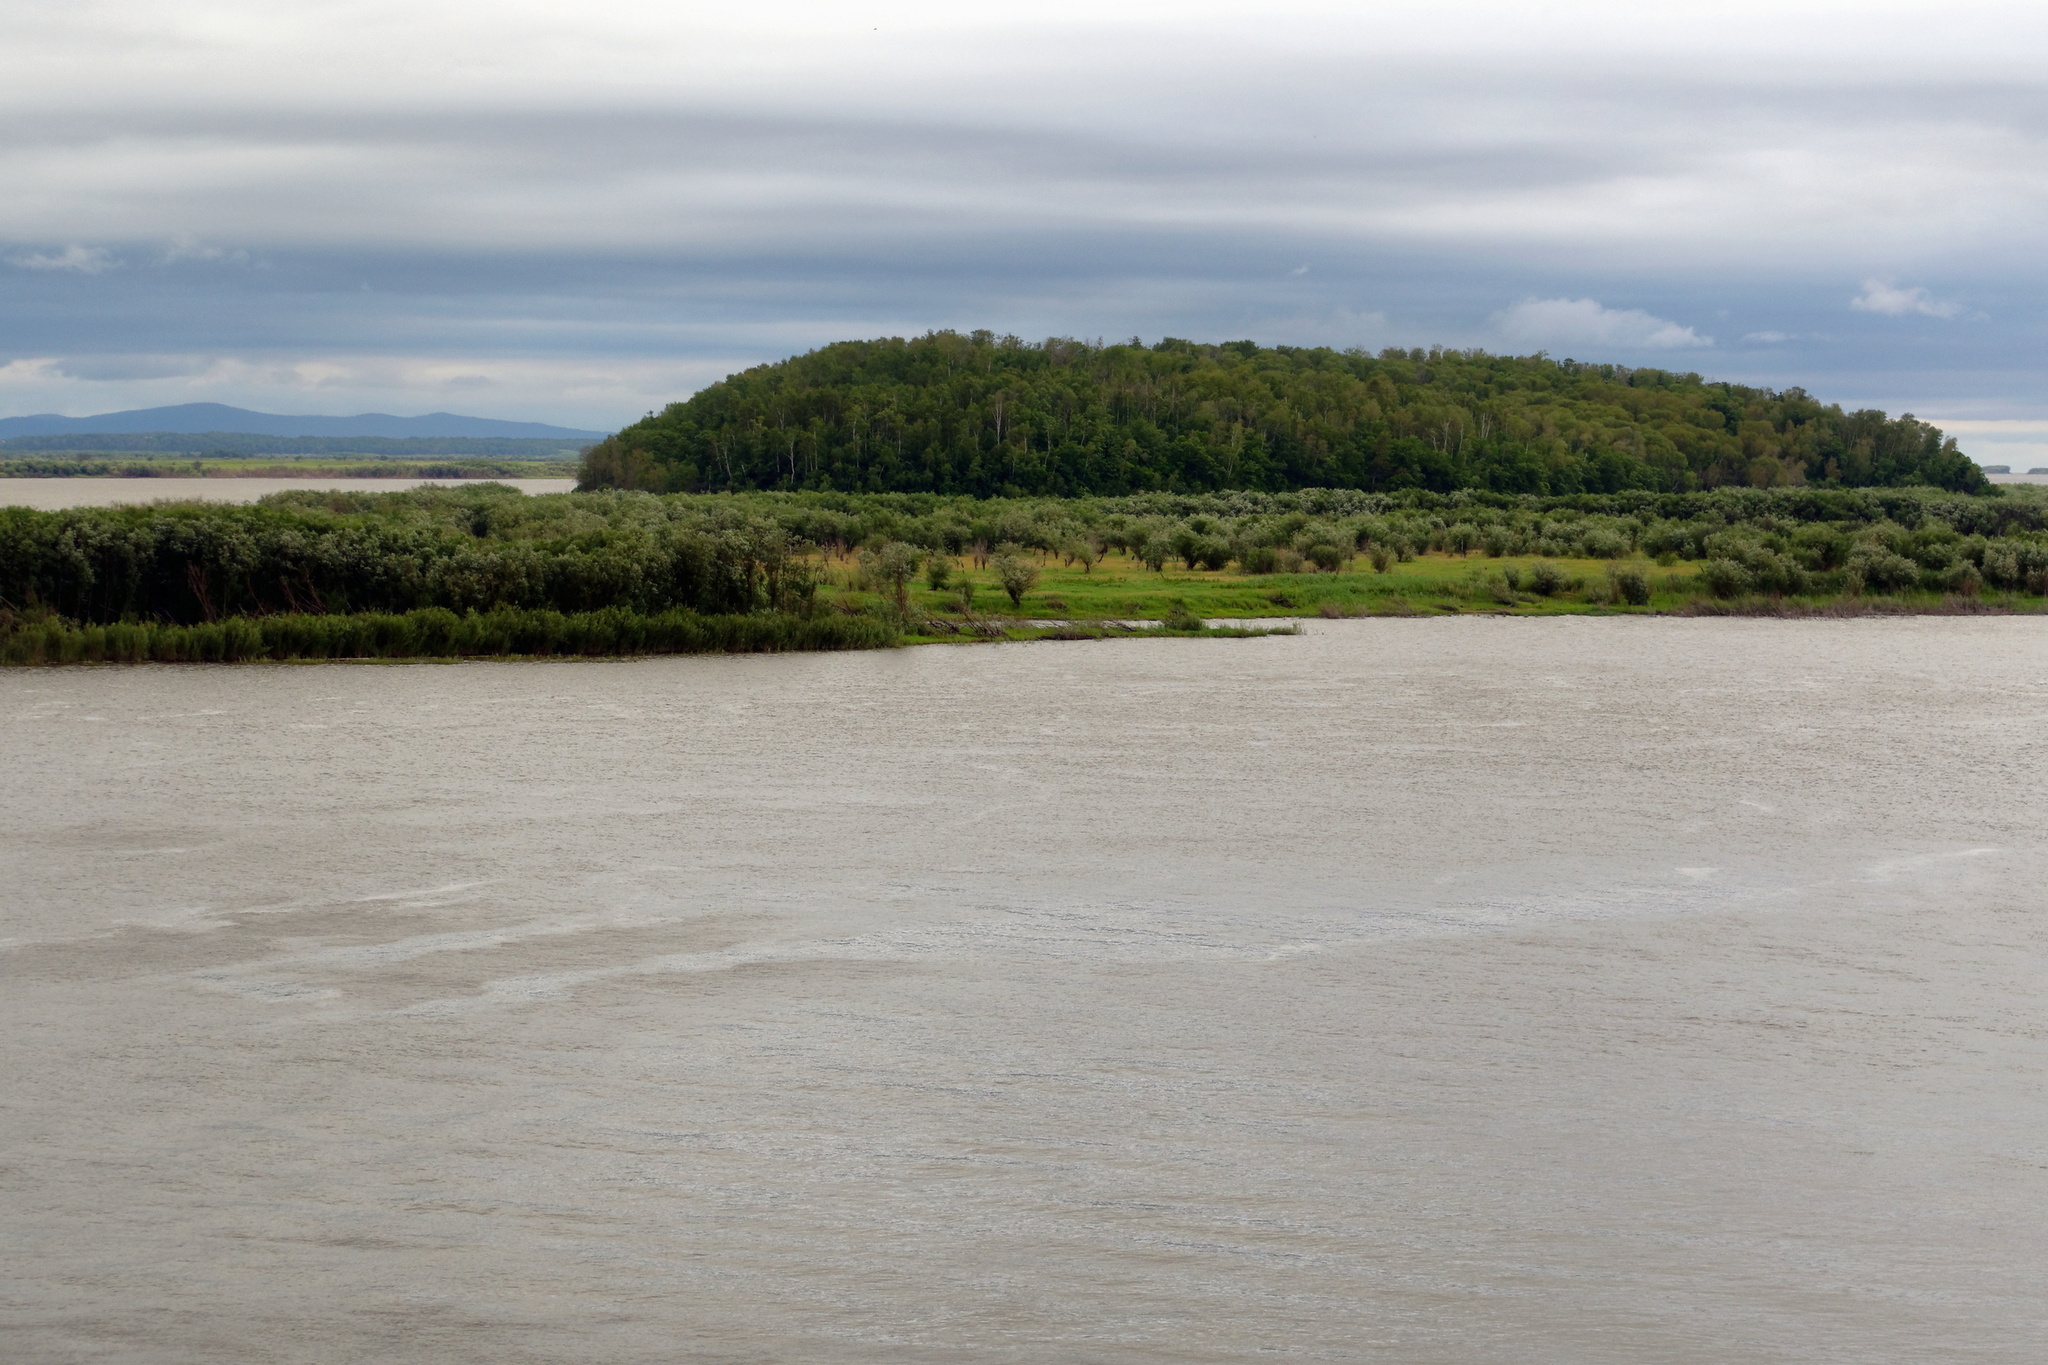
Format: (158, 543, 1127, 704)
(3, 618, 2045, 1363)
(0, 476, 577, 508)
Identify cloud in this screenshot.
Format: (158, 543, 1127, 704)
(0, 351, 738, 428)
(1851, 279, 1962, 318)
(8, 244, 116, 273)
(0, 2, 2043, 422)
(1493, 297, 1711, 350)
(1741, 330, 1791, 344)
(161, 235, 249, 264)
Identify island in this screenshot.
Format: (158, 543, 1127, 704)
(3, 336, 2041, 664)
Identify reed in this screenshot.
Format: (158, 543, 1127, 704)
(0, 606, 896, 665)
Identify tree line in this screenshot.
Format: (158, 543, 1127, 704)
(0, 485, 819, 626)
(578, 333, 1991, 498)
(4, 484, 2042, 647)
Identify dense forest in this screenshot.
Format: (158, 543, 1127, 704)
(578, 333, 1990, 498)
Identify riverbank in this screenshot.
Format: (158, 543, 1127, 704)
(5, 484, 2043, 663)
(0, 476, 578, 508)
(0, 458, 576, 482)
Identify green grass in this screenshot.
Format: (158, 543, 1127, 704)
(841, 550, 2048, 627)
(828, 550, 1698, 622)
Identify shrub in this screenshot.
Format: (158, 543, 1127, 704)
(1305, 542, 1345, 572)
(1237, 544, 1279, 574)
(1848, 548, 1920, 594)
(1700, 559, 1752, 598)
(1981, 545, 2020, 590)
(1943, 562, 1984, 596)
(924, 554, 954, 591)
(1747, 552, 1808, 597)
(991, 544, 1039, 605)
(1581, 527, 1629, 559)
(1, 606, 898, 665)
(1526, 561, 1567, 596)
(1614, 565, 1651, 606)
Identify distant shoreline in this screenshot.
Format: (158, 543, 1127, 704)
(0, 459, 576, 481)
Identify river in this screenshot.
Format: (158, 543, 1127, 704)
(3, 618, 2044, 1363)
(0, 477, 578, 508)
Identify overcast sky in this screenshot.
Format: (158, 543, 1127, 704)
(3, 0, 2044, 455)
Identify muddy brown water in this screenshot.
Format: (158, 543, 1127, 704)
(3, 618, 2045, 1363)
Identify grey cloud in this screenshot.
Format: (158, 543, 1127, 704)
(8, 244, 117, 273)
(1851, 279, 1965, 318)
(1, 5, 2045, 423)
(48, 354, 217, 381)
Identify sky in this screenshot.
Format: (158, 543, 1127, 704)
(2, 0, 2045, 459)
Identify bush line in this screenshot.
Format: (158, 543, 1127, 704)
(1, 606, 896, 665)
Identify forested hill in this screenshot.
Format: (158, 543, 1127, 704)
(579, 333, 1990, 498)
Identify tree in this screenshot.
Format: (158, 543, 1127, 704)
(575, 332, 1994, 498)
(991, 543, 1039, 606)
(863, 540, 920, 616)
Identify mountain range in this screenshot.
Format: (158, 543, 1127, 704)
(0, 403, 605, 440)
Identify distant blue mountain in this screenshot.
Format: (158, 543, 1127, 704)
(0, 403, 605, 440)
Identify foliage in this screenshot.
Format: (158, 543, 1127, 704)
(580, 332, 1993, 498)
(6, 483, 2046, 666)
(0, 484, 821, 626)
(0, 605, 894, 665)
(991, 544, 1041, 605)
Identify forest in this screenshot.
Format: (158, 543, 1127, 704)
(3, 482, 2045, 663)
(576, 333, 1991, 498)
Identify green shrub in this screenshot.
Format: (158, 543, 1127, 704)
(991, 544, 1040, 605)
(1848, 549, 1920, 594)
(1700, 559, 1752, 598)
(1, 606, 897, 666)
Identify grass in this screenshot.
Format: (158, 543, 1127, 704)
(833, 549, 2047, 632)
(834, 550, 1690, 624)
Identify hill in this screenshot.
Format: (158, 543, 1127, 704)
(578, 333, 1989, 497)
(0, 403, 603, 441)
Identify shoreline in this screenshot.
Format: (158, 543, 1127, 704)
(8, 597, 2039, 667)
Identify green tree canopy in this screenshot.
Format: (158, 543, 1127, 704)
(580, 333, 1991, 498)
